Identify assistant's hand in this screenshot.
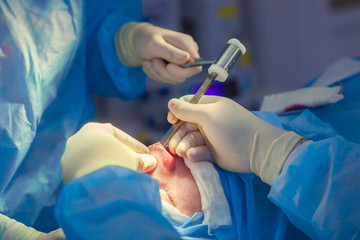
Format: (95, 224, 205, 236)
(61, 122, 157, 183)
(36, 229, 65, 240)
(116, 22, 202, 84)
(167, 95, 303, 185)
(0, 213, 65, 240)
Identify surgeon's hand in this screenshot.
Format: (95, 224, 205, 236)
(61, 122, 157, 183)
(0, 213, 65, 240)
(167, 95, 303, 185)
(36, 229, 65, 240)
(116, 22, 202, 84)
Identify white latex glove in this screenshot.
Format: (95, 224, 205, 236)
(61, 122, 157, 183)
(0, 213, 65, 240)
(167, 95, 303, 185)
(116, 22, 202, 84)
(36, 229, 65, 240)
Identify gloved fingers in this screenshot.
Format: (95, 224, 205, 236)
(175, 131, 205, 157)
(168, 122, 198, 154)
(163, 33, 200, 60)
(166, 63, 202, 81)
(167, 105, 201, 124)
(61, 122, 154, 183)
(167, 110, 178, 124)
(183, 122, 199, 132)
(36, 228, 65, 240)
(137, 153, 157, 173)
(167, 98, 200, 124)
(152, 58, 185, 84)
(144, 58, 200, 85)
(82, 122, 111, 133)
(111, 124, 150, 154)
(86, 122, 150, 154)
(180, 94, 223, 104)
(168, 95, 232, 123)
(186, 145, 213, 162)
(168, 123, 187, 154)
(149, 36, 190, 64)
(179, 95, 194, 102)
(142, 60, 159, 81)
(168, 98, 208, 123)
(142, 59, 172, 84)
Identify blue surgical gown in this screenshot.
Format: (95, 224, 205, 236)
(0, 0, 146, 231)
(54, 64, 360, 239)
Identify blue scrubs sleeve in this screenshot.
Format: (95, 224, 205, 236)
(268, 72, 360, 239)
(85, 0, 146, 100)
(55, 166, 180, 240)
(269, 137, 360, 240)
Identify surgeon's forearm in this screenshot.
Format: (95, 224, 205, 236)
(269, 137, 360, 239)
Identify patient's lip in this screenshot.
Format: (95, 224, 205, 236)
(148, 142, 175, 173)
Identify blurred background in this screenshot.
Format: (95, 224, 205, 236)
(94, 0, 360, 145)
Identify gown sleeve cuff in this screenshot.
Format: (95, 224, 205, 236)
(260, 132, 304, 185)
(115, 22, 149, 67)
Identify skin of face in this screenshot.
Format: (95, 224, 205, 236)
(146, 142, 202, 217)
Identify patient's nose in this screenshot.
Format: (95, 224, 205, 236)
(149, 142, 175, 174)
(159, 151, 176, 173)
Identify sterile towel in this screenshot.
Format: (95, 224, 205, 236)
(184, 158, 231, 234)
(184, 157, 231, 235)
(260, 86, 344, 114)
(161, 157, 232, 235)
(260, 58, 360, 114)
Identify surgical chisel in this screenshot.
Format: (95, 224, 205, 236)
(160, 38, 246, 148)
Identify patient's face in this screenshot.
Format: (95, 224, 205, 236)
(147, 142, 202, 217)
